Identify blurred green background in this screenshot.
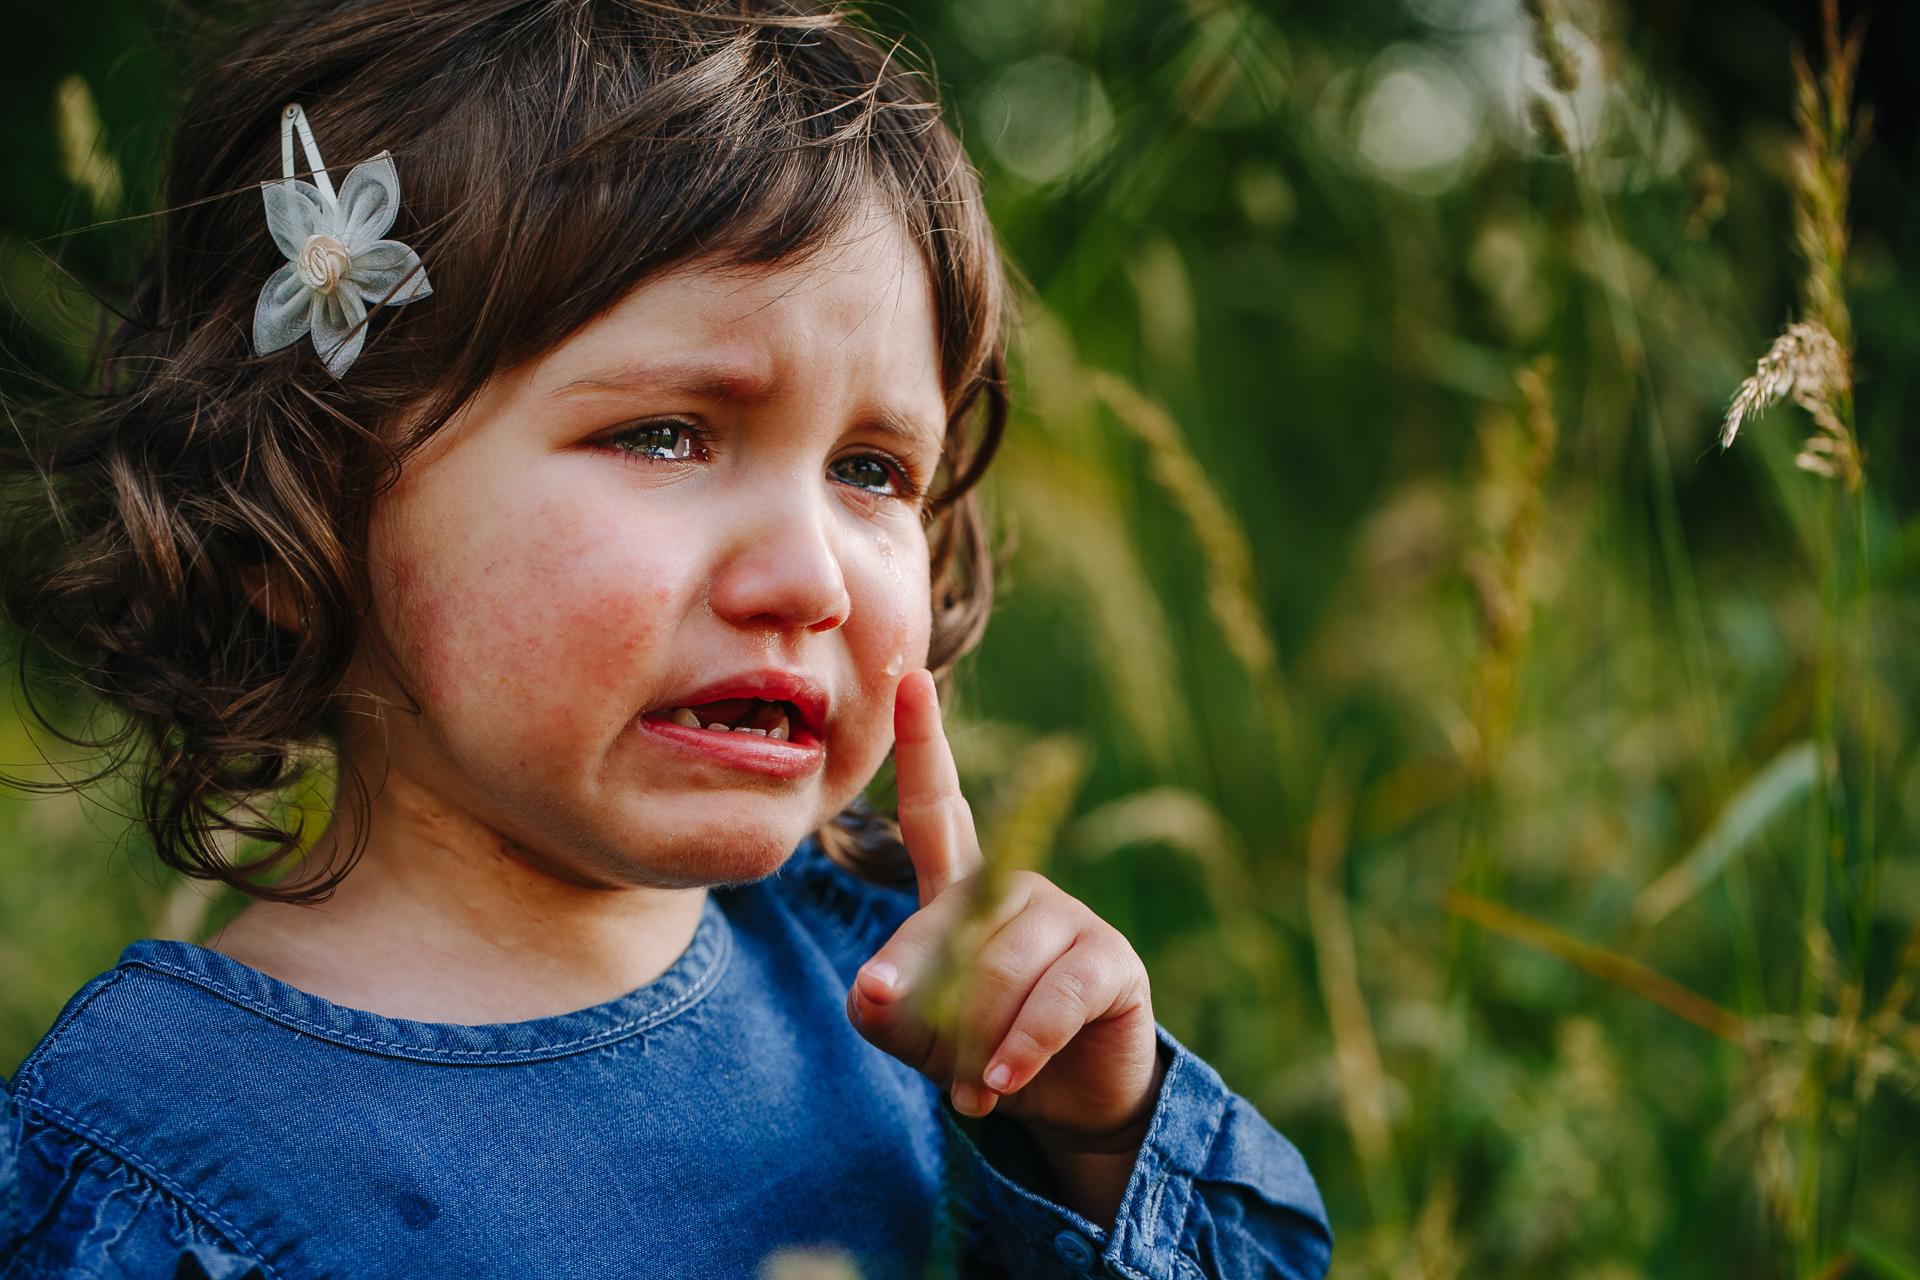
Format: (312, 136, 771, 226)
(4, 0, 1919, 1276)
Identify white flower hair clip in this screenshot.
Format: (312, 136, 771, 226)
(253, 104, 431, 379)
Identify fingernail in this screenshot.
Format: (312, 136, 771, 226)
(984, 1062, 1013, 1092)
(951, 1083, 981, 1115)
(845, 990, 864, 1028)
(863, 960, 899, 991)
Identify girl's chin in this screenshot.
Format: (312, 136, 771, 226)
(606, 800, 837, 887)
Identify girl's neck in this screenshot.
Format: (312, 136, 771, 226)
(206, 769, 708, 1025)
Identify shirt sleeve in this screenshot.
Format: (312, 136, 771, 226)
(955, 1027, 1332, 1280)
(2, 1089, 267, 1280)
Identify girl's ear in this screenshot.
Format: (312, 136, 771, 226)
(240, 561, 304, 634)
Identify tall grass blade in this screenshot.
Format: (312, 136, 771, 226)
(1635, 741, 1823, 927)
(1446, 891, 1751, 1047)
(1087, 370, 1296, 796)
(1847, 1229, 1920, 1280)
(1069, 786, 1276, 998)
(1307, 744, 1404, 1228)
(1000, 427, 1193, 777)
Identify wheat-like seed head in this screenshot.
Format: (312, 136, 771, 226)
(1720, 318, 1850, 450)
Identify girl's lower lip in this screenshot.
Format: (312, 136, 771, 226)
(637, 715, 825, 779)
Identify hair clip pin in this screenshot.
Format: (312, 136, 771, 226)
(253, 103, 431, 378)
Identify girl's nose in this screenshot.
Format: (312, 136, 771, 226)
(707, 502, 852, 635)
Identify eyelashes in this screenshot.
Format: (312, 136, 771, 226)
(829, 452, 920, 501)
(600, 417, 927, 504)
(605, 418, 709, 462)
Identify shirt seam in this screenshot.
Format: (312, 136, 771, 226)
(13, 970, 129, 1095)
(1111, 1034, 1229, 1277)
(15, 1101, 278, 1280)
(115, 921, 731, 1063)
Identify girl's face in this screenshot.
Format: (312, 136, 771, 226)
(352, 214, 945, 888)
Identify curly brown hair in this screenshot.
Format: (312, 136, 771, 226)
(5, 0, 1006, 902)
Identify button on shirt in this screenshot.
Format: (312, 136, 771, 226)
(1, 842, 1331, 1279)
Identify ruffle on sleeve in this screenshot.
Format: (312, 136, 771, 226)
(2, 1106, 267, 1280)
(172, 1242, 269, 1279)
(2, 1089, 20, 1245)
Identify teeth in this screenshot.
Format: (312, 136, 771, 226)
(769, 716, 790, 741)
(671, 708, 701, 728)
(742, 727, 769, 737)
(704, 720, 733, 731)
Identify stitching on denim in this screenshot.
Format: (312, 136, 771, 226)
(16, 1102, 277, 1280)
(13, 971, 128, 1095)
(1165, 1060, 1230, 1275)
(124, 918, 731, 1062)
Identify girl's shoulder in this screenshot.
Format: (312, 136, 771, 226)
(4, 962, 276, 1277)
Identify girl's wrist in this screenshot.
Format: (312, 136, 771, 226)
(1022, 1045, 1170, 1229)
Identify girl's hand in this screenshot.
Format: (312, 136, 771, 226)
(847, 671, 1165, 1227)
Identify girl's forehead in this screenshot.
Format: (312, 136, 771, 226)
(531, 216, 943, 418)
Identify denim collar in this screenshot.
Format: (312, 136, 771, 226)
(113, 894, 733, 1066)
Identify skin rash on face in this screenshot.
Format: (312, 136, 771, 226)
(213, 214, 947, 1021)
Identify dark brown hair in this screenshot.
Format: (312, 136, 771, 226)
(5, 0, 1005, 900)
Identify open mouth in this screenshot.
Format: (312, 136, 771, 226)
(650, 697, 808, 742)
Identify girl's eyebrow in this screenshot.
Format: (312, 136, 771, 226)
(861, 408, 944, 453)
(552, 360, 943, 451)
(551, 359, 770, 402)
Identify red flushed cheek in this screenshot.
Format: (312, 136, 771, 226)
(394, 501, 683, 734)
(381, 554, 460, 704)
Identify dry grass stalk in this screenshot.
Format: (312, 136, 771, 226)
(1519, 0, 1580, 95)
(1000, 438, 1191, 775)
(1789, 0, 1869, 350)
(1088, 371, 1284, 705)
(1395, 1181, 1464, 1280)
(1712, 10, 1876, 1267)
(1720, 0, 1867, 490)
(1445, 891, 1751, 1048)
(1730, 925, 1920, 1254)
(1462, 358, 1557, 781)
(1307, 745, 1402, 1226)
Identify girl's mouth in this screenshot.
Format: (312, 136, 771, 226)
(651, 697, 806, 741)
(637, 695, 825, 778)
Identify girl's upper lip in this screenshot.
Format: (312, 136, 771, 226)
(656, 671, 829, 737)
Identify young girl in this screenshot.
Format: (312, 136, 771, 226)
(0, 2, 1330, 1276)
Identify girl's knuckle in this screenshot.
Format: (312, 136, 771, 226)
(1003, 1022, 1054, 1061)
(979, 952, 1031, 993)
(1049, 964, 1094, 1010)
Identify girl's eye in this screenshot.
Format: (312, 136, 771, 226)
(609, 420, 702, 461)
(828, 454, 901, 496)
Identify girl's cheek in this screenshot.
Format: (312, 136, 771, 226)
(383, 491, 688, 723)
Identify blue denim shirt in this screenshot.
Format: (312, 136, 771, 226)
(2, 841, 1330, 1279)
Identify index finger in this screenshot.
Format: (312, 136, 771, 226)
(893, 669, 983, 907)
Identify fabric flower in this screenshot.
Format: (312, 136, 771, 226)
(253, 152, 431, 379)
